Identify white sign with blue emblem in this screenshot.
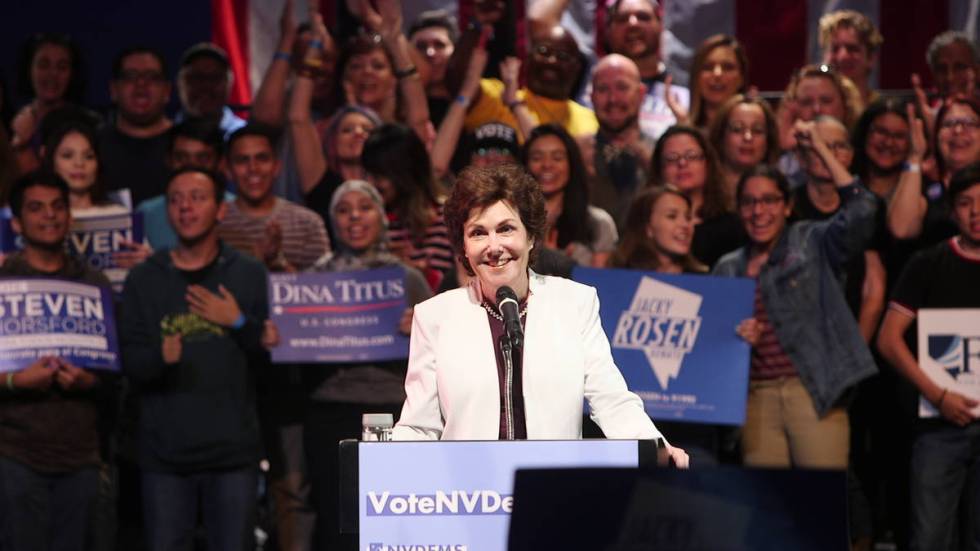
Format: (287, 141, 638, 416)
(917, 309, 980, 417)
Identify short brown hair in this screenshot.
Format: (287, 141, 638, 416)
(818, 10, 883, 54)
(444, 165, 547, 276)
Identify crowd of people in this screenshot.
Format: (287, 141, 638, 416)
(1, 0, 980, 550)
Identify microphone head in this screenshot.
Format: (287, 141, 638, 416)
(495, 285, 518, 305)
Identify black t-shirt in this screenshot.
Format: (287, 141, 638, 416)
(692, 212, 746, 270)
(98, 124, 172, 207)
(789, 184, 886, 316)
(891, 238, 980, 314)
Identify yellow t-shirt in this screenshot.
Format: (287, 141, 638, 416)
(464, 79, 598, 140)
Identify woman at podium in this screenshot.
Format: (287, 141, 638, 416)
(391, 164, 689, 468)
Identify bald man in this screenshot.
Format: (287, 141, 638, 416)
(580, 54, 655, 230)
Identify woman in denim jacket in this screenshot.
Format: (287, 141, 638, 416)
(713, 120, 878, 468)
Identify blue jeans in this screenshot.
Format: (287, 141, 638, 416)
(910, 422, 980, 551)
(0, 456, 98, 551)
(142, 466, 257, 551)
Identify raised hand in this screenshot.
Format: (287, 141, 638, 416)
(906, 102, 928, 163)
(112, 239, 152, 269)
(735, 318, 763, 347)
(664, 74, 689, 125)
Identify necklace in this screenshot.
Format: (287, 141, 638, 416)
(482, 301, 529, 321)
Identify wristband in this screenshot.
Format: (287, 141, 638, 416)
(273, 51, 292, 62)
(455, 94, 471, 108)
(231, 313, 246, 330)
(308, 39, 323, 50)
(937, 388, 948, 408)
(5, 372, 14, 391)
(903, 162, 921, 173)
(395, 65, 418, 79)
(506, 99, 526, 110)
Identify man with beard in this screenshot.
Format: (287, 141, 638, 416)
(578, 54, 653, 230)
(451, 20, 597, 139)
(98, 47, 174, 207)
(176, 43, 246, 140)
(530, 0, 687, 140)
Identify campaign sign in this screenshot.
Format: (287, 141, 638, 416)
(0, 212, 143, 292)
(0, 278, 120, 373)
(573, 267, 755, 425)
(359, 440, 639, 551)
(917, 309, 980, 418)
(269, 267, 409, 363)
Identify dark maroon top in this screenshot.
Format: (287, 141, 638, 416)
(483, 298, 528, 440)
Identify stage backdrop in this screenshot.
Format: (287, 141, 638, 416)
(574, 267, 754, 426)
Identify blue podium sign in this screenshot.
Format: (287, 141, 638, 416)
(269, 267, 409, 363)
(358, 440, 641, 551)
(0, 278, 119, 372)
(573, 267, 754, 425)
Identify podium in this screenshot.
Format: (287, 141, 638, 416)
(339, 440, 847, 551)
(339, 439, 659, 550)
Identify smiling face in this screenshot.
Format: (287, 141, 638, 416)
(647, 192, 694, 259)
(660, 133, 707, 193)
(698, 45, 743, 109)
(738, 175, 791, 249)
(932, 41, 977, 98)
(228, 135, 280, 206)
(344, 49, 396, 109)
(52, 131, 98, 196)
(333, 190, 384, 251)
(12, 184, 71, 251)
(591, 56, 644, 133)
(526, 134, 570, 197)
(527, 27, 582, 100)
(606, 0, 661, 61)
(823, 26, 873, 84)
(864, 112, 910, 173)
(723, 103, 768, 170)
(938, 103, 980, 175)
(463, 200, 533, 302)
(166, 171, 225, 245)
(795, 75, 846, 122)
(31, 43, 72, 103)
(335, 112, 375, 162)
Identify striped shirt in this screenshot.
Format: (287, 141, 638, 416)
(219, 198, 330, 272)
(750, 284, 797, 380)
(386, 204, 454, 291)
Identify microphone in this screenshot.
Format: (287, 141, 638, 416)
(495, 286, 524, 349)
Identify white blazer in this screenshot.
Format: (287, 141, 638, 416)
(392, 271, 663, 441)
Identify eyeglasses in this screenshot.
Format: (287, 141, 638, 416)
(532, 44, 577, 64)
(117, 70, 167, 84)
(663, 151, 706, 165)
(727, 124, 766, 138)
(939, 118, 980, 131)
(869, 125, 908, 142)
(738, 194, 784, 210)
(824, 141, 853, 153)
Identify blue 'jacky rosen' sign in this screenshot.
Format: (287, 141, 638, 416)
(269, 267, 409, 363)
(0, 278, 120, 372)
(573, 267, 754, 425)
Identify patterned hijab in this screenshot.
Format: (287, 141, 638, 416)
(311, 179, 401, 273)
